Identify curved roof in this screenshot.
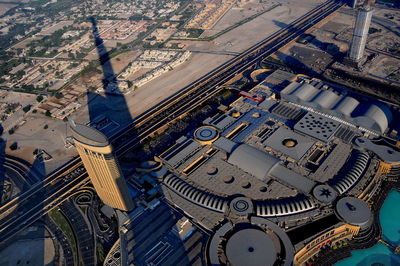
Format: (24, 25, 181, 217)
(227, 144, 280, 181)
(330, 151, 369, 194)
(292, 83, 319, 101)
(334, 96, 359, 116)
(312, 90, 340, 109)
(208, 219, 294, 266)
(255, 196, 315, 216)
(163, 174, 227, 212)
(225, 229, 277, 266)
(71, 124, 109, 147)
(336, 197, 372, 228)
(354, 104, 390, 133)
(280, 81, 300, 95)
(279, 81, 393, 134)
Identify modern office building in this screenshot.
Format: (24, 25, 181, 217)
(71, 123, 134, 211)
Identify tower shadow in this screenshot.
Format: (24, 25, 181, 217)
(86, 17, 132, 133)
(86, 17, 195, 265)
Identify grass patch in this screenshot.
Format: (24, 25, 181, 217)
(265, 56, 284, 65)
(186, 28, 204, 38)
(49, 209, 78, 264)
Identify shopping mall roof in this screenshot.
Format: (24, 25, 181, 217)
(227, 144, 280, 181)
(279, 81, 392, 134)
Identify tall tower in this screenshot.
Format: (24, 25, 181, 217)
(348, 1, 374, 63)
(71, 123, 134, 211)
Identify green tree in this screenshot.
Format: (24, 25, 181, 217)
(9, 142, 18, 150)
(15, 70, 25, 79)
(22, 105, 31, 112)
(55, 92, 63, 99)
(36, 95, 44, 102)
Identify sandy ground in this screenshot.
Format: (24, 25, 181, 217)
(5, 113, 77, 171)
(40, 21, 74, 36)
(119, 0, 322, 119)
(203, 2, 274, 36)
(1, 92, 37, 131)
(109, 50, 141, 74)
(4, 0, 326, 173)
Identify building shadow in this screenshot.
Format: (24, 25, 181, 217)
(309, 37, 343, 58)
(0, 151, 57, 266)
(86, 17, 195, 266)
(86, 17, 132, 134)
(275, 51, 321, 77)
(273, 19, 290, 29)
(272, 20, 343, 58)
(0, 125, 5, 205)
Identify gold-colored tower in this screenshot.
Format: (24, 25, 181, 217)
(71, 123, 134, 211)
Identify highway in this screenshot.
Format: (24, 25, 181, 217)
(0, 0, 342, 244)
(2, 155, 41, 190)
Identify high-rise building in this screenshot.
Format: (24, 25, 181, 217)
(71, 123, 134, 211)
(348, 2, 374, 62)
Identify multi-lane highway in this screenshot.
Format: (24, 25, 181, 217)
(0, 0, 343, 244)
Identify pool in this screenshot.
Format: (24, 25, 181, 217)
(335, 190, 400, 266)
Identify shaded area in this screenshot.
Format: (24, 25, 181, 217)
(0, 125, 5, 204)
(86, 17, 132, 129)
(118, 200, 204, 265)
(287, 214, 340, 244)
(0, 156, 61, 266)
(60, 199, 95, 265)
(275, 50, 321, 77)
(85, 17, 197, 266)
(273, 19, 290, 29)
(273, 19, 342, 58)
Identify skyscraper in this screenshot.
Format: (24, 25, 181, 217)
(348, 2, 373, 62)
(71, 123, 134, 211)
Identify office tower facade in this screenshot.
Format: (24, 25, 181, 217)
(348, 6, 373, 62)
(71, 123, 134, 211)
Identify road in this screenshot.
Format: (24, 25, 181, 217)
(0, 0, 342, 246)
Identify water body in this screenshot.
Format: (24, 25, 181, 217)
(335, 190, 400, 266)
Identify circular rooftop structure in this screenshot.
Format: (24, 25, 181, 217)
(336, 197, 372, 228)
(194, 126, 219, 145)
(208, 218, 294, 266)
(226, 228, 277, 266)
(229, 197, 253, 216)
(313, 184, 337, 203)
(282, 138, 298, 148)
